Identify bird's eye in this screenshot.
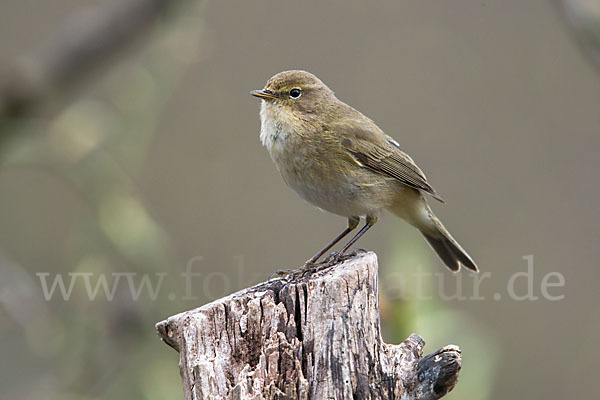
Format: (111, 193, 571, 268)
(289, 88, 302, 99)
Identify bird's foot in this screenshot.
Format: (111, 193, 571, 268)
(269, 261, 320, 281)
(271, 259, 335, 281)
(269, 268, 296, 280)
(322, 248, 368, 265)
(270, 249, 369, 281)
(307, 250, 359, 274)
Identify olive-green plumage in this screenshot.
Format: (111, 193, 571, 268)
(251, 70, 477, 272)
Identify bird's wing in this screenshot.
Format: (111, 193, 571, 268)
(334, 121, 445, 202)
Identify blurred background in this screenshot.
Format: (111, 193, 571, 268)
(1, 1, 599, 399)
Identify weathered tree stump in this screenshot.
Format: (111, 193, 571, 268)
(156, 252, 461, 399)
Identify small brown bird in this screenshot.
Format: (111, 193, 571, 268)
(251, 70, 477, 272)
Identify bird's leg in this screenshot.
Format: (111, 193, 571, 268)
(325, 215, 378, 264)
(304, 216, 360, 266)
(271, 216, 371, 281)
(269, 217, 360, 280)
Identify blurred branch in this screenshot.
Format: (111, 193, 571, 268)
(561, 0, 600, 71)
(0, 0, 188, 124)
(0, 3, 207, 395)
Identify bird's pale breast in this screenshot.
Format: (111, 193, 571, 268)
(259, 102, 406, 218)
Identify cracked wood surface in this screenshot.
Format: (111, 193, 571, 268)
(156, 252, 461, 399)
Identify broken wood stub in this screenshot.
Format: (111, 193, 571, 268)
(156, 252, 461, 399)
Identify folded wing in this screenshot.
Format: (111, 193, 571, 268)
(334, 121, 444, 202)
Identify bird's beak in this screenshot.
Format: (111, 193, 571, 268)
(250, 89, 277, 100)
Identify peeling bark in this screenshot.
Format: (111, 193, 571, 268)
(156, 252, 461, 399)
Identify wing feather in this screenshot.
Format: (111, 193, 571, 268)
(333, 121, 444, 202)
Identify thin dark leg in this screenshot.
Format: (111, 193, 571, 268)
(306, 216, 360, 265)
(336, 215, 378, 257)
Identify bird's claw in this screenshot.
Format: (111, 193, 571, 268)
(270, 259, 333, 281)
(269, 262, 318, 281)
(269, 268, 295, 280)
(270, 248, 369, 281)
(322, 248, 366, 265)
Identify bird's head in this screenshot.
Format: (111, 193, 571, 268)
(251, 70, 337, 119)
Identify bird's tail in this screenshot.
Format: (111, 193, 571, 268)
(420, 216, 478, 272)
(388, 191, 478, 272)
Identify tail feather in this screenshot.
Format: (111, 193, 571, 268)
(422, 234, 461, 272)
(422, 230, 478, 272)
(387, 190, 478, 272)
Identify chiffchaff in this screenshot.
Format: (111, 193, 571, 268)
(251, 70, 477, 272)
